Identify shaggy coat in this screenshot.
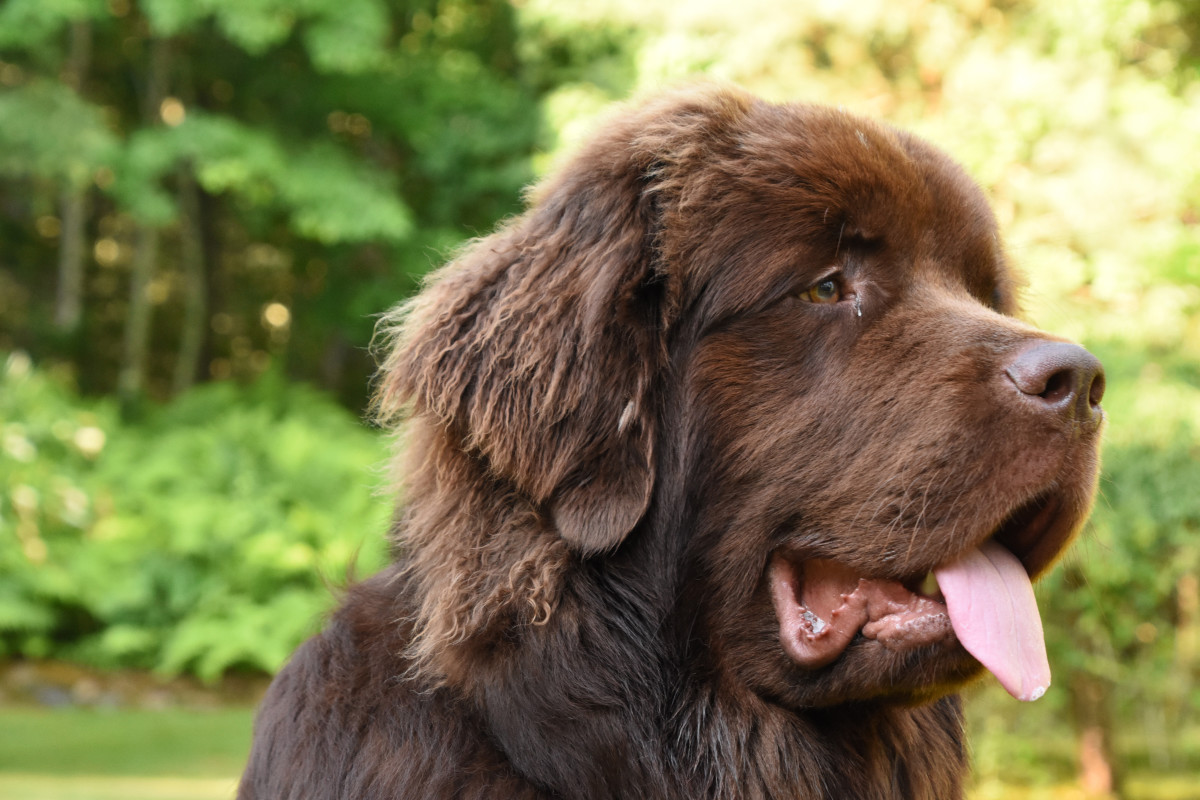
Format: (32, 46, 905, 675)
(239, 87, 1105, 800)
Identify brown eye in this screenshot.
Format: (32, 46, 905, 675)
(804, 278, 841, 304)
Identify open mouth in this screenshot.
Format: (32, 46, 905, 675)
(769, 493, 1065, 702)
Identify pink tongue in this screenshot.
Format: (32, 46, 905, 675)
(934, 540, 1050, 702)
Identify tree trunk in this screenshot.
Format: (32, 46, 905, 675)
(54, 21, 93, 333)
(1068, 669, 1124, 798)
(54, 187, 88, 332)
(118, 225, 160, 407)
(118, 36, 170, 410)
(172, 167, 207, 395)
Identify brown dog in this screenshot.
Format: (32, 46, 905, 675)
(239, 87, 1104, 800)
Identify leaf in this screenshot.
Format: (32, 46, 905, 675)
(0, 0, 105, 48)
(302, 0, 389, 73)
(0, 80, 117, 188)
(139, 0, 210, 37)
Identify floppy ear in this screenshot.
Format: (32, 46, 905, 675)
(376, 119, 672, 555)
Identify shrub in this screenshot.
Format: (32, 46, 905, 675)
(0, 353, 390, 681)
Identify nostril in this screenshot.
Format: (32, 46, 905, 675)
(1087, 369, 1106, 409)
(1038, 369, 1075, 406)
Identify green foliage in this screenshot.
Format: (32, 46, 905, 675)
(116, 114, 414, 239)
(1039, 333, 1200, 735)
(0, 0, 107, 49)
(0, 80, 117, 188)
(0, 352, 389, 681)
(0, 0, 539, 402)
(140, 0, 391, 67)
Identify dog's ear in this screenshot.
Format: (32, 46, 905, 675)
(376, 107, 687, 555)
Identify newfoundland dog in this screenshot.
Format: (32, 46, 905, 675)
(239, 87, 1105, 800)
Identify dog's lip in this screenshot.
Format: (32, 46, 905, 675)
(989, 491, 1064, 578)
(776, 489, 1065, 603)
(769, 552, 956, 671)
(770, 489, 1071, 671)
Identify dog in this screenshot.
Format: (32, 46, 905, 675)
(239, 86, 1105, 800)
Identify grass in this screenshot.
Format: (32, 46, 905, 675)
(0, 775, 239, 800)
(1, 701, 1197, 800)
(0, 707, 252, 800)
(0, 707, 254, 776)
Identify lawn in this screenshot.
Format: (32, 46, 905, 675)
(0, 707, 253, 800)
(1, 703, 1197, 800)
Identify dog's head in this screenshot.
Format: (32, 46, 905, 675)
(376, 87, 1104, 710)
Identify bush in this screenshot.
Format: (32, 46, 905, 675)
(0, 352, 390, 681)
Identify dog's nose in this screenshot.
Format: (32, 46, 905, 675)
(1005, 342, 1105, 430)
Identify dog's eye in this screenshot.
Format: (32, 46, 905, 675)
(803, 278, 842, 304)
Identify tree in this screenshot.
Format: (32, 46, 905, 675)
(0, 0, 539, 408)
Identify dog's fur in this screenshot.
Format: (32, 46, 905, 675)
(239, 87, 1104, 800)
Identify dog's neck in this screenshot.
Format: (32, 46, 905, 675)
(668, 683, 967, 800)
(393, 427, 967, 799)
(452, 584, 967, 800)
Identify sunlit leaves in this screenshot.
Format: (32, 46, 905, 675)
(0, 80, 117, 188)
(0, 357, 390, 678)
(140, 0, 389, 71)
(302, 0, 389, 73)
(112, 113, 414, 241)
(0, 0, 106, 49)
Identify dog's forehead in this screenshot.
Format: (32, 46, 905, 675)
(677, 102, 1012, 313)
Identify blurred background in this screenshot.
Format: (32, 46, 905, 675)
(0, 1, 1197, 798)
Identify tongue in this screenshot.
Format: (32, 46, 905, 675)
(934, 539, 1050, 702)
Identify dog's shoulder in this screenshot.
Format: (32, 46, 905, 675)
(240, 568, 550, 800)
